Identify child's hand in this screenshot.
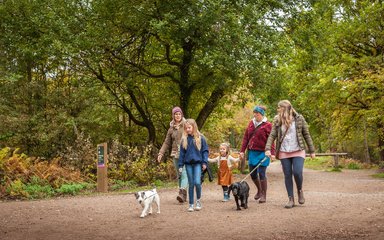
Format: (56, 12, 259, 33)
(178, 168, 183, 174)
(202, 164, 207, 171)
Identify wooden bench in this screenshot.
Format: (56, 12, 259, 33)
(306, 153, 348, 168)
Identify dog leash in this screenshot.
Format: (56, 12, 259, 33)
(143, 191, 158, 200)
(239, 156, 268, 183)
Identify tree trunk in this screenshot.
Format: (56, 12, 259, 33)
(196, 86, 226, 130)
(179, 40, 194, 118)
(363, 118, 371, 164)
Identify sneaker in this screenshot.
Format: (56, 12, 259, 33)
(187, 204, 194, 212)
(195, 199, 202, 211)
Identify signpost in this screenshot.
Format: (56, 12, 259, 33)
(97, 143, 108, 192)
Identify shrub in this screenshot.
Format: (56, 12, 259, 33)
(24, 184, 55, 199)
(56, 183, 90, 195)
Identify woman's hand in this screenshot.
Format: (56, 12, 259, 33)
(265, 150, 272, 158)
(157, 154, 163, 163)
(310, 153, 316, 159)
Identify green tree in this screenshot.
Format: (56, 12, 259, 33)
(283, 0, 384, 162)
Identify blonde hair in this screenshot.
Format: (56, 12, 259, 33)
(220, 142, 231, 157)
(277, 100, 298, 128)
(181, 119, 202, 150)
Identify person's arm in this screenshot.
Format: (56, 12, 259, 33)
(265, 117, 278, 157)
(157, 128, 173, 162)
(200, 136, 209, 170)
(208, 155, 219, 163)
(301, 116, 315, 158)
(239, 122, 251, 159)
(178, 141, 186, 169)
(228, 155, 240, 163)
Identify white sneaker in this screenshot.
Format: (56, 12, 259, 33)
(195, 199, 202, 211)
(187, 204, 194, 212)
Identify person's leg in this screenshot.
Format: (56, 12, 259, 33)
(174, 158, 187, 203)
(281, 158, 295, 208)
(192, 164, 202, 210)
(258, 166, 267, 203)
(222, 185, 229, 201)
(185, 164, 194, 206)
(194, 164, 202, 200)
(292, 157, 305, 204)
(250, 165, 262, 200)
(280, 158, 294, 197)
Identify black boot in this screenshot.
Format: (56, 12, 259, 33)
(252, 178, 262, 200)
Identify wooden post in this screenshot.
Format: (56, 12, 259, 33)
(97, 143, 108, 192)
(334, 155, 339, 168)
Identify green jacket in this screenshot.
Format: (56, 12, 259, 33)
(265, 113, 315, 158)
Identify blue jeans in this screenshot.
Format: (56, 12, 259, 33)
(280, 157, 304, 197)
(173, 158, 188, 189)
(185, 163, 202, 205)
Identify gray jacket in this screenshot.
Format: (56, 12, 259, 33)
(265, 113, 315, 158)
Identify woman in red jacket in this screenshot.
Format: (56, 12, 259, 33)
(240, 106, 274, 203)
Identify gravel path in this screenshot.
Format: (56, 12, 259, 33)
(1, 161, 383, 240)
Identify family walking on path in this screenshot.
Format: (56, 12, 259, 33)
(158, 99, 315, 211)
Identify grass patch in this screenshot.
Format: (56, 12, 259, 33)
(305, 156, 334, 171)
(372, 172, 384, 178)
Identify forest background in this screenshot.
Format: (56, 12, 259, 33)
(0, 0, 383, 199)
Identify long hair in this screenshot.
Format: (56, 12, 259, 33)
(277, 100, 298, 128)
(181, 119, 202, 150)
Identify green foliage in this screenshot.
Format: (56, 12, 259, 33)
(372, 173, 384, 179)
(110, 180, 137, 191)
(23, 184, 55, 199)
(305, 157, 334, 171)
(56, 183, 93, 196)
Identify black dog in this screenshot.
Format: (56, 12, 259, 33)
(228, 181, 250, 210)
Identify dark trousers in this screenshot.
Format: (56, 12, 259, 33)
(280, 157, 304, 197)
(250, 165, 267, 180)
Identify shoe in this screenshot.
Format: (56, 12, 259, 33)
(177, 189, 184, 203)
(298, 189, 305, 204)
(187, 204, 194, 212)
(195, 199, 202, 211)
(285, 196, 295, 209)
(222, 191, 229, 202)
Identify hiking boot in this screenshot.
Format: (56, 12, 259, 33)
(177, 189, 184, 203)
(285, 196, 295, 208)
(298, 189, 305, 204)
(195, 199, 202, 211)
(252, 178, 262, 200)
(187, 204, 194, 212)
(259, 179, 267, 203)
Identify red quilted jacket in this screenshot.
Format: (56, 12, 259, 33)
(240, 120, 275, 155)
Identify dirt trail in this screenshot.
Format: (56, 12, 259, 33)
(1, 162, 383, 240)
